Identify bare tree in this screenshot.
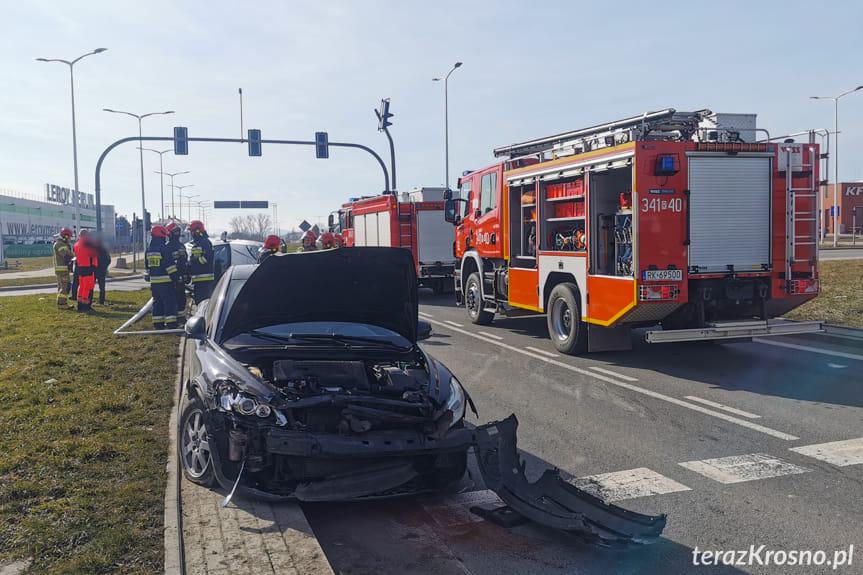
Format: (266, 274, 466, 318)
(227, 213, 272, 240)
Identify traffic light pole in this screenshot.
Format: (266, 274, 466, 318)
(93, 135, 391, 232)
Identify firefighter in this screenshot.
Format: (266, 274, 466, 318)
(188, 220, 214, 304)
(52, 227, 74, 310)
(167, 222, 189, 323)
(333, 233, 344, 248)
(145, 225, 179, 329)
(257, 235, 281, 264)
(73, 229, 98, 312)
(320, 232, 336, 249)
(299, 230, 317, 252)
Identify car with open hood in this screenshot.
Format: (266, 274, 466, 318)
(179, 247, 473, 501)
(178, 246, 667, 544)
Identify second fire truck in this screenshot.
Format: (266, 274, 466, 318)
(446, 108, 823, 354)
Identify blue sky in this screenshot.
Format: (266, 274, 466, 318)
(1, 0, 861, 234)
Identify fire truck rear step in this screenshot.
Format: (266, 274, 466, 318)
(644, 319, 823, 344)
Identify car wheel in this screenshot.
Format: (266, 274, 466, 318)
(465, 272, 493, 325)
(179, 396, 215, 486)
(547, 282, 587, 355)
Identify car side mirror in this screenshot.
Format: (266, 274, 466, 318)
(417, 320, 433, 341)
(328, 214, 334, 228)
(443, 189, 453, 200)
(185, 316, 207, 340)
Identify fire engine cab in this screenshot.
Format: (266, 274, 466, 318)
(445, 108, 823, 354)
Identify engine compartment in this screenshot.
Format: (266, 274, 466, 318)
(270, 359, 428, 400)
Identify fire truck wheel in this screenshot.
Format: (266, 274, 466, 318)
(547, 282, 587, 355)
(465, 272, 493, 325)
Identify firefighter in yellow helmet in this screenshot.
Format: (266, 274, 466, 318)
(53, 227, 74, 309)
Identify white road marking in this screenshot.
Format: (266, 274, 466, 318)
(570, 468, 690, 502)
(477, 331, 503, 341)
(827, 362, 847, 369)
(588, 366, 638, 382)
(444, 320, 464, 328)
(420, 489, 503, 527)
(418, 311, 434, 318)
(424, 318, 800, 440)
(753, 338, 863, 362)
(684, 396, 761, 419)
(790, 437, 863, 467)
(679, 453, 811, 484)
(525, 346, 559, 358)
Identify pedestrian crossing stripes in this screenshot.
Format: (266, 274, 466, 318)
(678, 453, 811, 484)
(569, 467, 691, 502)
(790, 437, 863, 467)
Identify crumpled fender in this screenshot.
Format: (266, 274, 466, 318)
(474, 414, 667, 545)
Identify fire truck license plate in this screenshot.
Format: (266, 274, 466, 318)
(642, 269, 683, 281)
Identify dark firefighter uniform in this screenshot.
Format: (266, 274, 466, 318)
(53, 229, 74, 309)
(188, 221, 214, 304)
(145, 226, 179, 329)
(167, 224, 189, 323)
(73, 230, 98, 312)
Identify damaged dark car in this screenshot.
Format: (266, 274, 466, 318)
(179, 247, 473, 501)
(179, 246, 666, 545)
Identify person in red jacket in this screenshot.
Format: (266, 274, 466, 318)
(73, 229, 98, 312)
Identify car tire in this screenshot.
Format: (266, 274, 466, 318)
(547, 282, 588, 355)
(179, 396, 216, 487)
(465, 272, 493, 325)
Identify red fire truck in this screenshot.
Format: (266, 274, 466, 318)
(445, 108, 823, 354)
(332, 187, 456, 293)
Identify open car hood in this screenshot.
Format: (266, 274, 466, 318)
(220, 247, 418, 344)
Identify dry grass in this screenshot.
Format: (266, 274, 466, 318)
(0, 256, 54, 273)
(785, 260, 863, 328)
(0, 289, 178, 573)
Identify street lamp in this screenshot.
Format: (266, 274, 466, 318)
(432, 61, 462, 191)
(139, 147, 172, 220)
(810, 84, 863, 246)
(155, 170, 190, 218)
(36, 48, 108, 235)
(177, 188, 197, 222)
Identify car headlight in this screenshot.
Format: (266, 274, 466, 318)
(216, 380, 284, 424)
(444, 377, 466, 428)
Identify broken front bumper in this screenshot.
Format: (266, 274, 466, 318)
(474, 415, 667, 545)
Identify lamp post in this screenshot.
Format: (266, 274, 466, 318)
(177, 188, 197, 223)
(36, 48, 107, 235)
(432, 61, 462, 191)
(810, 85, 863, 246)
(139, 148, 172, 220)
(155, 170, 190, 218)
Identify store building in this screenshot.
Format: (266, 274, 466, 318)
(823, 182, 863, 234)
(0, 184, 115, 260)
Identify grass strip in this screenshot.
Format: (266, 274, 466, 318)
(0, 289, 178, 573)
(785, 260, 863, 328)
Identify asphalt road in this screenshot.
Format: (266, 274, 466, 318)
(303, 293, 862, 575)
(819, 247, 863, 260)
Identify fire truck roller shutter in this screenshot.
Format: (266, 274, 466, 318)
(687, 154, 772, 273)
(377, 210, 391, 247)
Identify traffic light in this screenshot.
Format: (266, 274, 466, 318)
(315, 132, 329, 159)
(378, 98, 393, 131)
(144, 211, 151, 231)
(174, 127, 188, 155)
(248, 129, 262, 157)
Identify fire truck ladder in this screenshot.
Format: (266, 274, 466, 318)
(493, 108, 712, 160)
(785, 146, 819, 284)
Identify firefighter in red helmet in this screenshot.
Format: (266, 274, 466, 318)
(188, 220, 214, 304)
(320, 232, 336, 249)
(53, 227, 74, 309)
(146, 225, 179, 329)
(300, 230, 317, 252)
(257, 235, 281, 264)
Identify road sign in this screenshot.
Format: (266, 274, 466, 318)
(214, 201, 241, 209)
(315, 132, 329, 159)
(240, 201, 268, 209)
(299, 220, 311, 232)
(213, 200, 269, 209)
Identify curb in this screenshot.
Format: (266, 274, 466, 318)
(0, 274, 144, 292)
(164, 341, 184, 574)
(822, 324, 863, 341)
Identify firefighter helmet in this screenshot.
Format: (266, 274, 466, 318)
(320, 232, 336, 249)
(151, 225, 170, 238)
(333, 233, 344, 248)
(167, 222, 182, 236)
(59, 227, 73, 240)
(263, 235, 281, 252)
(189, 220, 207, 236)
(301, 230, 316, 246)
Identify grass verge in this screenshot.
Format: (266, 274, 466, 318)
(0, 271, 139, 289)
(0, 289, 178, 573)
(785, 259, 863, 328)
(0, 256, 54, 273)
